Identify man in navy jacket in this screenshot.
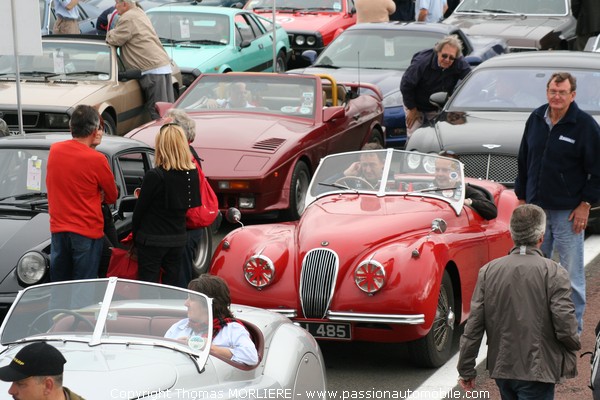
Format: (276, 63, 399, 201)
(400, 34, 471, 138)
(515, 72, 600, 334)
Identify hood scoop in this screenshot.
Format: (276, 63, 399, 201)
(252, 138, 286, 152)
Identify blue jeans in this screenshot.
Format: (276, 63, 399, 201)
(50, 232, 103, 281)
(496, 379, 555, 400)
(541, 209, 585, 333)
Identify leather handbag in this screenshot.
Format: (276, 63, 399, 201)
(187, 148, 220, 229)
(107, 247, 138, 280)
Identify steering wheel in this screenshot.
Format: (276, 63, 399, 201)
(191, 96, 209, 109)
(27, 309, 95, 336)
(335, 176, 375, 190)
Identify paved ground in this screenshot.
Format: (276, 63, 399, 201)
(465, 254, 600, 399)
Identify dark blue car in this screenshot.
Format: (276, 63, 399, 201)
(288, 22, 507, 148)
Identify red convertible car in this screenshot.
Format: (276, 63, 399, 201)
(210, 149, 518, 367)
(126, 72, 384, 220)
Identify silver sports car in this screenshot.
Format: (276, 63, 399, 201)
(0, 278, 327, 399)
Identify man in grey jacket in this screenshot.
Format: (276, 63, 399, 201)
(457, 204, 580, 399)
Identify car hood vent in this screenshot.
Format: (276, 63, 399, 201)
(252, 138, 286, 152)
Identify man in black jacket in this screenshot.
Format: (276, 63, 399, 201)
(400, 34, 471, 138)
(515, 72, 600, 334)
(572, 0, 600, 51)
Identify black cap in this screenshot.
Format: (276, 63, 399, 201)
(0, 342, 66, 382)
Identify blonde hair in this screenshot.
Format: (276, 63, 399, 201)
(155, 124, 196, 171)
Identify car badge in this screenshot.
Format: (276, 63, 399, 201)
(321, 241, 329, 246)
(482, 144, 501, 149)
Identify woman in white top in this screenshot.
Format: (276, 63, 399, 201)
(165, 275, 259, 366)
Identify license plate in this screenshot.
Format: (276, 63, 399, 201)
(297, 321, 351, 340)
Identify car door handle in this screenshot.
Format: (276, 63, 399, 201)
(258, 44, 264, 49)
(352, 114, 360, 121)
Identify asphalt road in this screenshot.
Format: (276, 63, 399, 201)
(212, 217, 600, 399)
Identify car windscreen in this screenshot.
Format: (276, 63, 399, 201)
(448, 68, 600, 114)
(177, 74, 317, 119)
(0, 148, 50, 202)
(246, 0, 342, 12)
(456, 0, 568, 15)
(0, 42, 112, 81)
(308, 149, 465, 215)
(0, 279, 213, 362)
(315, 29, 442, 70)
(148, 11, 230, 44)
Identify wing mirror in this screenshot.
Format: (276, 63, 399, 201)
(226, 207, 244, 228)
(117, 196, 137, 219)
(431, 218, 447, 234)
(118, 69, 142, 81)
(323, 106, 345, 122)
(429, 92, 448, 109)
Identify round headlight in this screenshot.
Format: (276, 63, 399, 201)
(244, 255, 274, 289)
(295, 35, 305, 46)
(407, 153, 422, 170)
(423, 155, 437, 174)
(354, 260, 386, 294)
(306, 36, 316, 46)
(17, 251, 48, 285)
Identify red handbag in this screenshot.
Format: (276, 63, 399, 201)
(107, 247, 138, 280)
(186, 167, 219, 229)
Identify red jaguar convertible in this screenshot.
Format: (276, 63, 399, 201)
(210, 149, 518, 367)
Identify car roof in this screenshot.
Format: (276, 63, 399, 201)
(149, 4, 244, 15)
(345, 21, 457, 35)
(0, 133, 152, 154)
(475, 51, 600, 70)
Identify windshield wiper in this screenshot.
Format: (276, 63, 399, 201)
(0, 192, 48, 202)
(304, 7, 335, 11)
(313, 64, 340, 69)
(184, 39, 225, 45)
(275, 6, 302, 12)
(458, 9, 485, 13)
(415, 186, 457, 193)
(482, 8, 519, 13)
(318, 182, 359, 193)
(64, 71, 106, 76)
(21, 71, 60, 80)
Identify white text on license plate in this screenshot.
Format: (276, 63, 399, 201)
(298, 322, 351, 340)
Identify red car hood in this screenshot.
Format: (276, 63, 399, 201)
(128, 114, 314, 176)
(296, 194, 456, 252)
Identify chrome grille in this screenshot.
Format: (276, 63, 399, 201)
(300, 248, 339, 319)
(460, 153, 518, 186)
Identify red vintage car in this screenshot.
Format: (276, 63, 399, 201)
(244, 0, 357, 66)
(210, 149, 519, 367)
(126, 72, 384, 220)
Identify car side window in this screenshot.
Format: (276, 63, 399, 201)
(235, 15, 257, 43)
(115, 151, 153, 196)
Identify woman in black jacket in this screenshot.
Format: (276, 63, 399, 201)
(132, 123, 201, 286)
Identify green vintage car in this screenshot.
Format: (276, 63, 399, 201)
(148, 5, 290, 89)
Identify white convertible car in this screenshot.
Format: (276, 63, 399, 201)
(0, 278, 327, 399)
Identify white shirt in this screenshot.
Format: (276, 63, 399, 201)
(164, 318, 259, 366)
(415, 0, 447, 22)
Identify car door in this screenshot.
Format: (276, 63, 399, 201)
(231, 13, 271, 72)
(111, 149, 154, 239)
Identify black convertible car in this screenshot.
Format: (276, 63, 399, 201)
(0, 134, 213, 320)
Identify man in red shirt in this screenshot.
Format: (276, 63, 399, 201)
(46, 105, 118, 281)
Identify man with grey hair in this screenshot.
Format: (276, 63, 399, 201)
(106, 0, 174, 119)
(400, 34, 471, 138)
(457, 204, 580, 399)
